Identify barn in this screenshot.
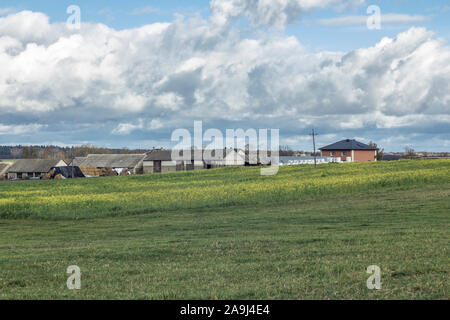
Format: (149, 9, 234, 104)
(143, 149, 245, 173)
(0, 162, 12, 180)
(73, 154, 146, 174)
(143, 150, 204, 174)
(319, 139, 377, 162)
(204, 149, 246, 168)
(6, 159, 67, 179)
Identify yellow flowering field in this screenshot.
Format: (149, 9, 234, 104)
(0, 159, 448, 219)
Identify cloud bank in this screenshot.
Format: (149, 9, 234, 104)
(0, 1, 449, 150)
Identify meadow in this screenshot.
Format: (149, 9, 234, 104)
(0, 159, 449, 299)
(0, 159, 448, 220)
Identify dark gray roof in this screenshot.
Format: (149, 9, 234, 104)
(319, 139, 377, 151)
(145, 150, 175, 161)
(72, 154, 146, 168)
(7, 159, 66, 173)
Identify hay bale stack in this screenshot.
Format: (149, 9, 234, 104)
(100, 167, 118, 177)
(79, 166, 101, 177)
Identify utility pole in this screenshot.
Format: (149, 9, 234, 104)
(71, 157, 74, 179)
(310, 128, 317, 168)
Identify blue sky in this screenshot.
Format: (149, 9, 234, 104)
(2, 0, 449, 51)
(0, 0, 449, 151)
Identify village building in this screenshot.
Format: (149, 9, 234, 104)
(143, 150, 203, 174)
(279, 156, 341, 165)
(204, 149, 246, 168)
(72, 154, 146, 174)
(0, 162, 13, 180)
(143, 149, 246, 173)
(6, 159, 67, 179)
(319, 139, 377, 162)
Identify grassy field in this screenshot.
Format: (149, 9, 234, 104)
(0, 159, 449, 220)
(0, 160, 449, 299)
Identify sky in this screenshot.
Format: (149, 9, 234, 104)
(0, 0, 449, 152)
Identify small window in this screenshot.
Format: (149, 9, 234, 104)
(331, 152, 335, 156)
(342, 152, 347, 156)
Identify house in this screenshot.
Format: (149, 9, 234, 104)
(72, 154, 146, 174)
(143, 150, 204, 174)
(319, 139, 377, 162)
(0, 162, 13, 180)
(7, 159, 67, 179)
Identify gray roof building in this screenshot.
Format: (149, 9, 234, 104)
(144, 150, 175, 161)
(72, 154, 146, 174)
(73, 154, 146, 168)
(7, 159, 66, 173)
(319, 139, 377, 151)
(0, 162, 12, 179)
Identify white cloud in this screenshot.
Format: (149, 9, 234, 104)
(210, 0, 365, 27)
(112, 118, 164, 135)
(0, 123, 45, 135)
(318, 13, 429, 27)
(0, 9, 448, 149)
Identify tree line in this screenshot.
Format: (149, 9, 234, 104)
(0, 145, 148, 161)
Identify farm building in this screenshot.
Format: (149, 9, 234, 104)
(0, 162, 12, 180)
(143, 149, 246, 173)
(319, 139, 377, 162)
(6, 159, 67, 179)
(204, 149, 246, 168)
(279, 156, 341, 165)
(72, 154, 146, 174)
(143, 150, 204, 174)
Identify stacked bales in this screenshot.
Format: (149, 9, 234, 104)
(79, 166, 101, 177)
(101, 167, 118, 177)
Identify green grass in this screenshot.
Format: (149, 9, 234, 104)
(0, 185, 448, 299)
(0, 160, 448, 299)
(0, 159, 449, 220)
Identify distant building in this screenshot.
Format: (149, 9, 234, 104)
(7, 159, 67, 179)
(382, 154, 402, 161)
(0, 162, 12, 180)
(319, 139, 377, 162)
(143, 149, 246, 174)
(73, 154, 146, 174)
(279, 156, 341, 165)
(143, 150, 203, 174)
(204, 149, 246, 168)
